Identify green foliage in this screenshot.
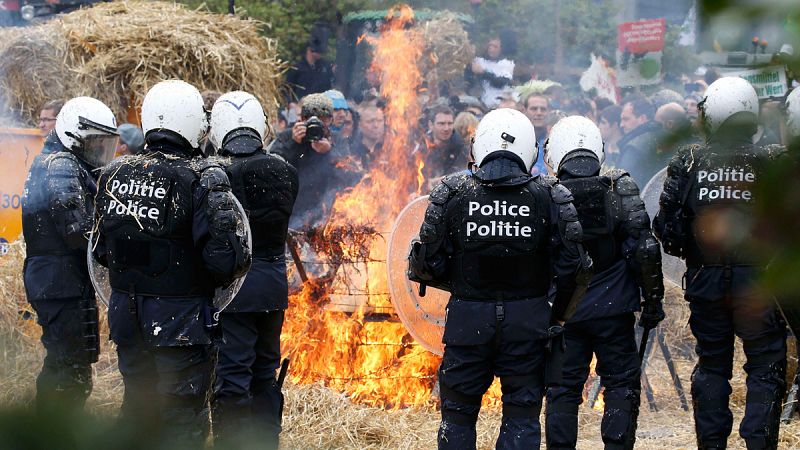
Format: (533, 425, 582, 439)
(177, 0, 377, 60)
(176, 0, 618, 74)
(662, 24, 701, 82)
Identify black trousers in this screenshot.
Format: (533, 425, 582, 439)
(438, 338, 546, 450)
(688, 296, 786, 449)
(546, 313, 641, 450)
(213, 310, 284, 448)
(109, 292, 214, 448)
(29, 296, 98, 412)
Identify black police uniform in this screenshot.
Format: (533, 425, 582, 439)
(409, 151, 592, 450)
(93, 131, 250, 445)
(654, 125, 787, 450)
(545, 154, 665, 450)
(21, 131, 101, 411)
(211, 129, 298, 446)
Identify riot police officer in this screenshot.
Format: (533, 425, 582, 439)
(22, 96, 117, 411)
(92, 80, 251, 445)
(654, 77, 787, 450)
(208, 91, 298, 447)
(542, 116, 665, 450)
(408, 108, 592, 450)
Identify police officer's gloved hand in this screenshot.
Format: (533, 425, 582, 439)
(207, 191, 238, 236)
(639, 296, 665, 329)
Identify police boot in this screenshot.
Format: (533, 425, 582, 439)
(252, 378, 283, 449)
(212, 400, 253, 448)
(545, 402, 579, 449)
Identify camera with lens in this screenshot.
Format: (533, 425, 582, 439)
(304, 116, 325, 143)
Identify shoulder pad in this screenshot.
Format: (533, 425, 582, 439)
(200, 165, 232, 191)
(602, 168, 629, 182)
(612, 174, 640, 196)
(550, 182, 574, 204)
(46, 152, 81, 178)
(429, 173, 467, 205)
(441, 172, 470, 190)
(761, 143, 787, 160)
(534, 174, 558, 188)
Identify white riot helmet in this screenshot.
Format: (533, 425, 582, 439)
(785, 88, 800, 138)
(55, 96, 118, 168)
(699, 76, 759, 135)
(544, 115, 604, 171)
(141, 80, 208, 149)
(209, 91, 267, 148)
(471, 108, 537, 170)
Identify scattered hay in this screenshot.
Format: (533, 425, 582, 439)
(3, 241, 800, 447)
(0, 1, 287, 126)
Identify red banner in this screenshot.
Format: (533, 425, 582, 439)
(0, 1, 20, 12)
(618, 18, 666, 53)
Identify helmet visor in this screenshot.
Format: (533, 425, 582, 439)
(78, 115, 119, 167)
(83, 134, 119, 168)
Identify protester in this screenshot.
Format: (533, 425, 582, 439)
(286, 35, 334, 101)
(116, 123, 144, 156)
(467, 35, 515, 109)
(617, 97, 664, 185)
(408, 108, 591, 449)
(37, 99, 64, 135)
(453, 111, 479, 142)
(421, 104, 468, 179)
(269, 93, 339, 228)
(523, 93, 551, 176)
(598, 105, 623, 168)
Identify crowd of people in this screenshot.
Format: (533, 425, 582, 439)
(16, 25, 800, 450)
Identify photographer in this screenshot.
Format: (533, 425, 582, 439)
(269, 93, 339, 228)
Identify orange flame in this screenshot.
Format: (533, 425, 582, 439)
(416, 158, 425, 195)
(280, 4, 448, 409)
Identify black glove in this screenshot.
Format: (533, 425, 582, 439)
(207, 191, 238, 235)
(639, 297, 665, 329)
(545, 325, 566, 386)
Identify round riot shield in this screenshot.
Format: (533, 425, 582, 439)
(214, 195, 252, 311)
(87, 228, 111, 306)
(86, 195, 252, 310)
(386, 196, 449, 356)
(641, 167, 686, 287)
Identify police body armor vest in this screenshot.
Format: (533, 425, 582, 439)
(22, 152, 88, 257)
(449, 178, 552, 300)
(559, 175, 623, 273)
(96, 155, 214, 297)
(684, 145, 763, 266)
(226, 153, 297, 257)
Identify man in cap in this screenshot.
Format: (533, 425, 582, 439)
(286, 35, 334, 101)
(116, 123, 144, 156)
(269, 93, 338, 228)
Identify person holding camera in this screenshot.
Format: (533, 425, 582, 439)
(269, 93, 338, 228)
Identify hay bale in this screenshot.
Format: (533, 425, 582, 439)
(0, 1, 287, 126)
(420, 13, 474, 91)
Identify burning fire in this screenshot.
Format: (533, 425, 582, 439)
(279, 5, 469, 409)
